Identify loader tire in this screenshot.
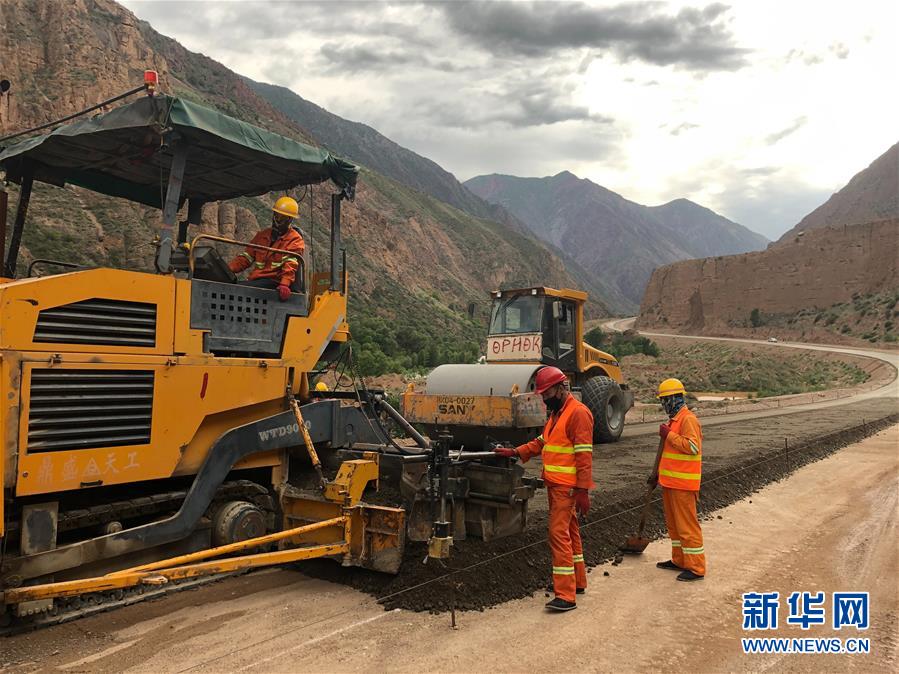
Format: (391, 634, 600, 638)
(582, 376, 626, 444)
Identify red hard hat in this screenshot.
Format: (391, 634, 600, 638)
(534, 366, 567, 394)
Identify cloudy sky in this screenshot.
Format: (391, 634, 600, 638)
(123, 0, 898, 239)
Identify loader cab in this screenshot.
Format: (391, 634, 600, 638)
(486, 287, 581, 371)
(543, 296, 578, 372)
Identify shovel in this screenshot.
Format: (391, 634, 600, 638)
(620, 484, 655, 554)
(620, 436, 665, 554)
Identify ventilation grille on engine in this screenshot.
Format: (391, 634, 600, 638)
(33, 299, 157, 347)
(27, 369, 155, 452)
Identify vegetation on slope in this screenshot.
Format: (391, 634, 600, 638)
(584, 327, 660, 359)
(743, 291, 899, 345)
(621, 341, 869, 402)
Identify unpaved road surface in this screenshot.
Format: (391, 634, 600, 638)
(4, 425, 896, 673)
(345, 401, 898, 612)
(2, 327, 896, 663)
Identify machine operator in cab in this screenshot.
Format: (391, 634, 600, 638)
(228, 196, 305, 301)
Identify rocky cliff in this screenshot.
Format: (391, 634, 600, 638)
(637, 218, 899, 343)
(465, 171, 768, 312)
(777, 142, 898, 243)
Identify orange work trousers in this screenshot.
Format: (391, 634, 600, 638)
(547, 484, 587, 602)
(662, 487, 706, 576)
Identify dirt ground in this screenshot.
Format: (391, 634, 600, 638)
(315, 397, 898, 613)
(4, 425, 895, 673)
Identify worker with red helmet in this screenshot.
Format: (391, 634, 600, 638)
(649, 378, 705, 581)
(228, 196, 305, 301)
(495, 366, 594, 611)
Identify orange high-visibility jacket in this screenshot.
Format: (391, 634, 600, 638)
(658, 406, 703, 491)
(515, 395, 595, 489)
(228, 227, 305, 287)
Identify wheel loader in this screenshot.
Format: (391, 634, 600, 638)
(0, 79, 538, 629)
(402, 287, 635, 447)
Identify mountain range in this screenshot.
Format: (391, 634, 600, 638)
(465, 171, 769, 311)
(1, 0, 781, 344)
(247, 80, 770, 314)
(244, 79, 612, 307)
(0, 0, 614, 370)
(246, 80, 521, 229)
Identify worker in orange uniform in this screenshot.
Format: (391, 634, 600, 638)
(494, 366, 594, 611)
(228, 196, 304, 301)
(648, 378, 705, 581)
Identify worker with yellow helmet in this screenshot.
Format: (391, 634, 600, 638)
(648, 377, 705, 581)
(228, 196, 304, 301)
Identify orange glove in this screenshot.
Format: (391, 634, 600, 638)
(574, 488, 590, 515)
(277, 284, 291, 301)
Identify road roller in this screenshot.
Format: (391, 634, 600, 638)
(402, 287, 634, 448)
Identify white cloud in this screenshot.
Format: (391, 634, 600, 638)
(123, 0, 899, 238)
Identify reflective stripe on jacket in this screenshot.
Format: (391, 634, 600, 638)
(515, 395, 595, 488)
(658, 406, 702, 491)
(228, 227, 305, 287)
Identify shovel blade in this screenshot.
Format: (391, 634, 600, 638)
(619, 535, 651, 554)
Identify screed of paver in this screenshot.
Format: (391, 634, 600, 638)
(11, 427, 897, 673)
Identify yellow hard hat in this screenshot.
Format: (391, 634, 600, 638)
(314, 381, 329, 392)
(657, 378, 686, 398)
(273, 196, 299, 219)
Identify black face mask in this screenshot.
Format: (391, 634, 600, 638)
(544, 394, 563, 414)
(662, 394, 685, 418)
(271, 221, 288, 238)
(272, 213, 292, 239)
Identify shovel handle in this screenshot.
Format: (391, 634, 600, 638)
(638, 436, 665, 535)
(636, 484, 654, 536)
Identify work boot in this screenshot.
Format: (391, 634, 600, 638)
(545, 597, 577, 612)
(656, 560, 681, 570)
(676, 570, 704, 582)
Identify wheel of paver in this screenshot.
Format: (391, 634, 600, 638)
(212, 501, 266, 547)
(582, 375, 626, 443)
